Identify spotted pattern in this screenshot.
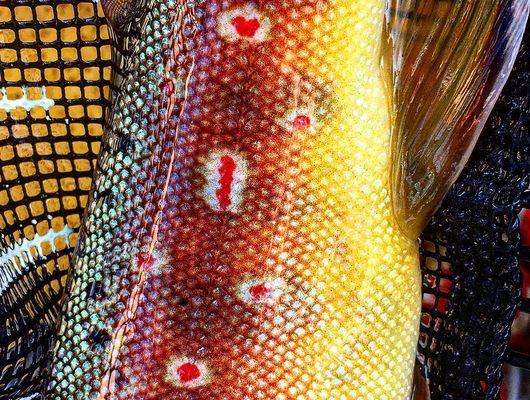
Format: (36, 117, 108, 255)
(48, 1, 421, 399)
(200, 150, 248, 212)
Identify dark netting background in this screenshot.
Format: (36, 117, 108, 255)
(417, 27, 530, 400)
(505, 194, 530, 389)
(0, 2, 110, 398)
(0, 2, 528, 400)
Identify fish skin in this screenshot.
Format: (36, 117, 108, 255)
(47, 0, 422, 399)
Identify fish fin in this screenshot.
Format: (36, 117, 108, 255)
(385, 0, 529, 238)
(100, 0, 147, 32)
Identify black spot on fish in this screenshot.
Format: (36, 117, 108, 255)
(117, 133, 133, 154)
(88, 329, 110, 347)
(76, 230, 86, 253)
(87, 280, 103, 299)
(177, 298, 189, 307)
(97, 188, 112, 199)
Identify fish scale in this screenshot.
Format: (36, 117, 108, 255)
(45, 0, 529, 399)
(48, 1, 197, 397)
(48, 0, 421, 399)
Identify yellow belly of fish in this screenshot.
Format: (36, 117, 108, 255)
(287, 1, 421, 398)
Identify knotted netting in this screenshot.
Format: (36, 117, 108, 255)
(417, 28, 530, 400)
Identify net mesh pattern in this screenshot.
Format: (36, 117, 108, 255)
(505, 194, 530, 374)
(417, 28, 530, 400)
(0, 2, 110, 398)
(0, 3, 527, 400)
(507, 198, 530, 370)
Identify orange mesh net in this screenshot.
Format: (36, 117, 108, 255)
(0, 2, 110, 397)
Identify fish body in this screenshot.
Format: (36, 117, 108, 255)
(44, 0, 529, 399)
(47, 1, 421, 398)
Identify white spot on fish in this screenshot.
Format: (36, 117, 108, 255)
(165, 356, 213, 388)
(217, 4, 271, 43)
(236, 276, 286, 305)
(200, 150, 248, 213)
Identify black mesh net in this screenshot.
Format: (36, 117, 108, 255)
(0, 2, 110, 398)
(0, 2, 527, 400)
(505, 196, 530, 375)
(417, 27, 530, 400)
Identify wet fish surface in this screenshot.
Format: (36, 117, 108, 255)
(17, 0, 528, 399)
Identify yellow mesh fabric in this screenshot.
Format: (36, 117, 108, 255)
(0, 2, 110, 397)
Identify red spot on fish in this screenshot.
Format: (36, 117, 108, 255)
(176, 362, 201, 383)
(231, 16, 260, 38)
(249, 282, 271, 301)
(293, 114, 312, 129)
(136, 251, 155, 270)
(216, 155, 236, 211)
(163, 79, 174, 97)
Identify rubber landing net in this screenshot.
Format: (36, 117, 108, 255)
(417, 28, 530, 400)
(0, 2, 110, 398)
(0, 2, 528, 400)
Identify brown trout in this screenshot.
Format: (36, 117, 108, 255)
(44, 0, 528, 399)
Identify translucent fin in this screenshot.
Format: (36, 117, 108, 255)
(385, 0, 529, 239)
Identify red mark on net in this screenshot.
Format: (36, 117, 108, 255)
(216, 155, 236, 211)
(177, 362, 201, 383)
(231, 16, 260, 38)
